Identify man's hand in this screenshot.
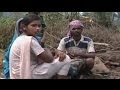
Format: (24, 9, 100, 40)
(67, 47, 87, 59)
(54, 50, 66, 62)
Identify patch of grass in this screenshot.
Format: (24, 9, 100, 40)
(0, 17, 16, 49)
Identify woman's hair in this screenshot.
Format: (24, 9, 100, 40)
(22, 14, 40, 26)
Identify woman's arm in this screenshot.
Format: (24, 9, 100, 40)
(31, 38, 54, 63)
(37, 48, 54, 63)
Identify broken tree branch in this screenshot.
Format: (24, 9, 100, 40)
(94, 42, 109, 46)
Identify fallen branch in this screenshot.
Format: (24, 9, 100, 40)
(94, 42, 109, 46)
(0, 49, 4, 53)
(105, 61, 120, 67)
(46, 31, 110, 49)
(95, 49, 107, 53)
(46, 31, 110, 47)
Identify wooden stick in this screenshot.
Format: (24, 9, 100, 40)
(46, 31, 110, 47)
(0, 49, 4, 53)
(94, 42, 109, 46)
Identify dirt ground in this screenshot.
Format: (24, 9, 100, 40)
(0, 49, 120, 79)
(95, 50, 120, 79)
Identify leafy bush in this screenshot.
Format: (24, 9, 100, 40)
(0, 17, 16, 49)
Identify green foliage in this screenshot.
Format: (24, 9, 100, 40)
(44, 12, 63, 25)
(93, 12, 113, 27)
(43, 12, 69, 48)
(0, 17, 15, 49)
(0, 12, 3, 17)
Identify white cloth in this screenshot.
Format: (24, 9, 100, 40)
(32, 55, 72, 79)
(9, 35, 44, 79)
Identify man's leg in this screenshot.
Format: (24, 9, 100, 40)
(56, 60, 72, 79)
(85, 58, 94, 71)
(80, 58, 94, 76)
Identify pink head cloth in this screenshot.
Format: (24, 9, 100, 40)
(67, 20, 84, 36)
